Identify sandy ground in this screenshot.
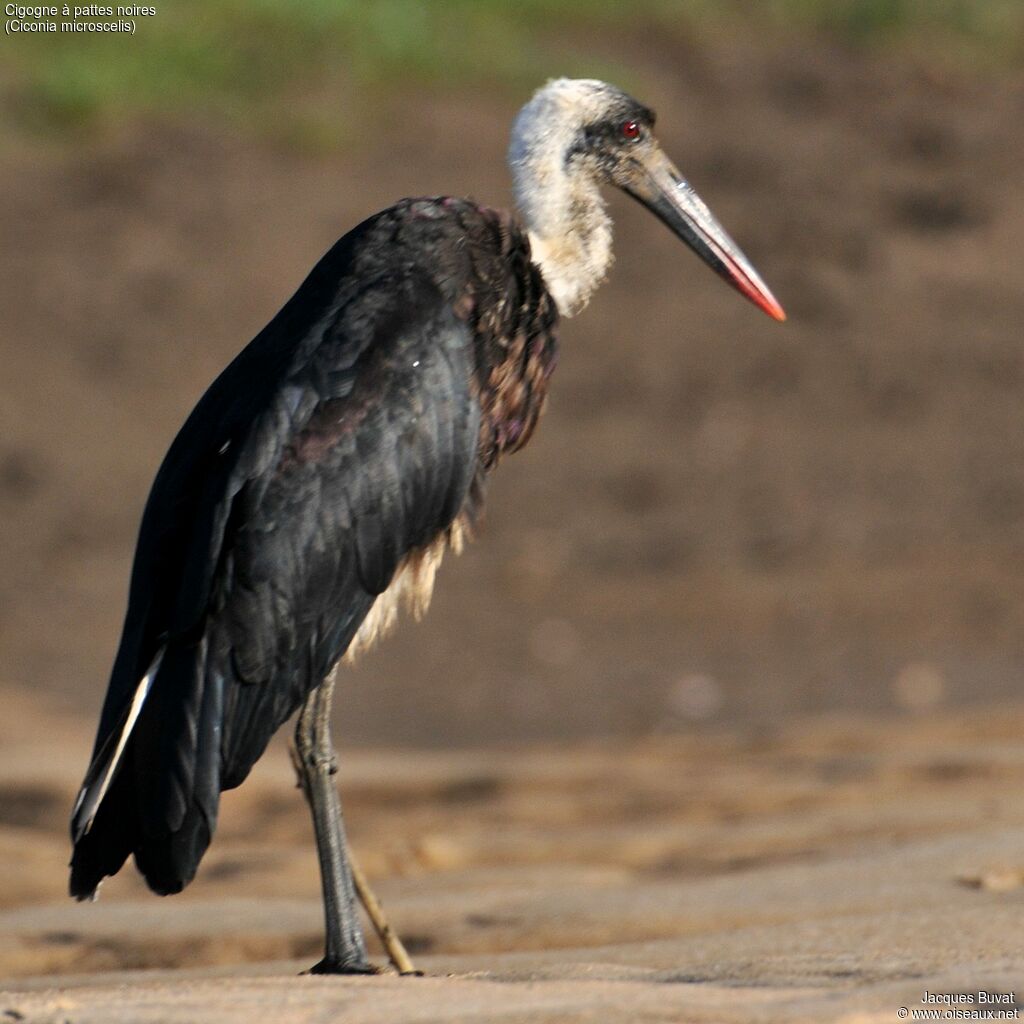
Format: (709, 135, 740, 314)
(1, 687, 1023, 1021)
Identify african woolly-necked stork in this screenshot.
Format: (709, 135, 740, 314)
(70, 78, 784, 975)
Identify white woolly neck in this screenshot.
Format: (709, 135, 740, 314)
(508, 80, 616, 318)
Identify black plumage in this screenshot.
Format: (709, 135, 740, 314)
(70, 197, 558, 900)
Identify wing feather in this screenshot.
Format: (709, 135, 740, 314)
(71, 246, 482, 897)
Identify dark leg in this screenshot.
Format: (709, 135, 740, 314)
(293, 667, 373, 975)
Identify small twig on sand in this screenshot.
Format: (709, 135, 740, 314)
(348, 851, 422, 976)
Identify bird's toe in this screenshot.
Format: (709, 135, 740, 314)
(305, 957, 381, 976)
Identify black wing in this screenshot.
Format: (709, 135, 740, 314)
(70, 239, 481, 897)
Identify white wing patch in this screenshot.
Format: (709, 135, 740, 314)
(71, 648, 165, 841)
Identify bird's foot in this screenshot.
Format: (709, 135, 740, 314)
(305, 957, 382, 976)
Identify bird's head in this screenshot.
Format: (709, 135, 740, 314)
(509, 78, 785, 321)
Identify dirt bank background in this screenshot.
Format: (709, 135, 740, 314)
(3, 29, 1024, 745)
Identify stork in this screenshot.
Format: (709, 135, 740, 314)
(69, 78, 784, 975)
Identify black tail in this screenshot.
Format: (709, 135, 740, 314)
(69, 638, 223, 898)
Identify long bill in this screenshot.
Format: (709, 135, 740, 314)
(623, 148, 786, 322)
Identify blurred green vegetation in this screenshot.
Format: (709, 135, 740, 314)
(2, 0, 1021, 141)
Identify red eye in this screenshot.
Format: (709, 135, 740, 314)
(621, 120, 640, 140)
